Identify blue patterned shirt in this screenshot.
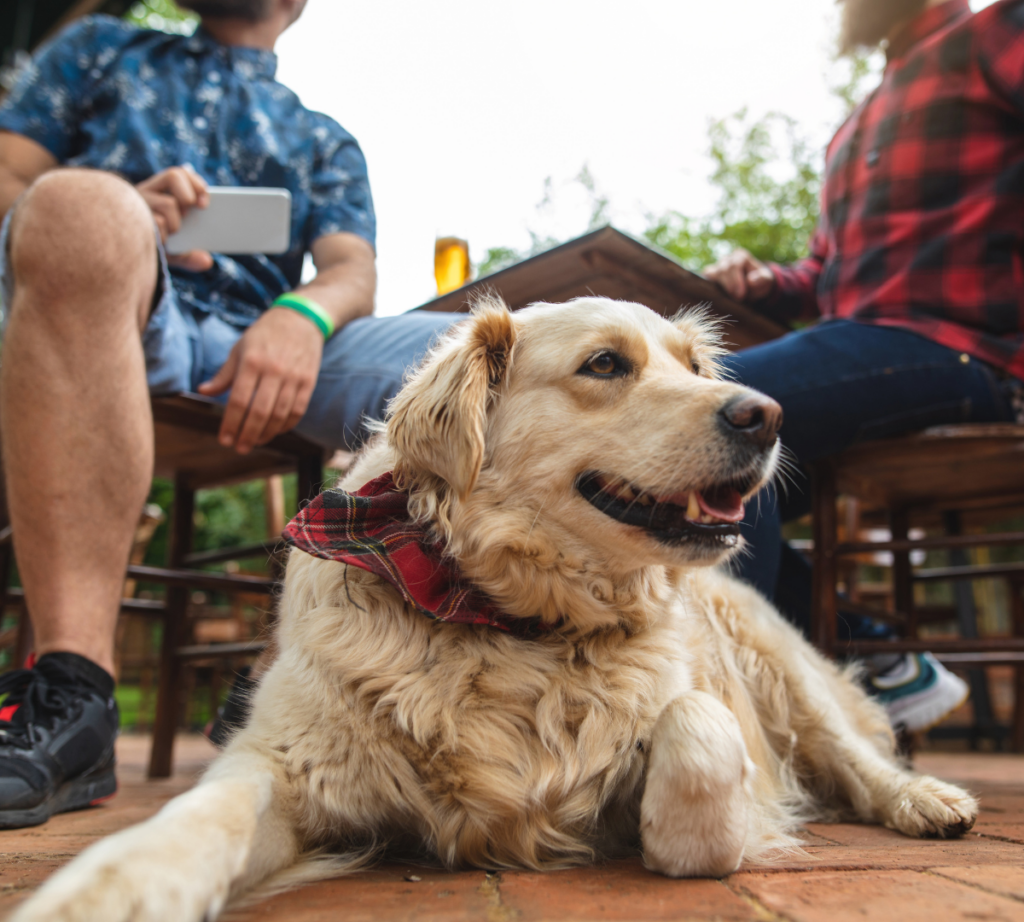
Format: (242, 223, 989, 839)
(0, 15, 375, 327)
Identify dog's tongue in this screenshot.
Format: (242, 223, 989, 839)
(696, 487, 745, 523)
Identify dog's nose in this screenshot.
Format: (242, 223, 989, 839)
(718, 393, 783, 450)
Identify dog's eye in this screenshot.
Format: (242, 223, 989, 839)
(579, 351, 629, 377)
(692, 361, 701, 376)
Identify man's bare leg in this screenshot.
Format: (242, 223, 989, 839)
(1, 169, 158, 675)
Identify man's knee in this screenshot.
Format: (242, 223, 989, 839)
(8, 169, 156, 304)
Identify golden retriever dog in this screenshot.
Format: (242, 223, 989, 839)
(12, 297, 977, 922)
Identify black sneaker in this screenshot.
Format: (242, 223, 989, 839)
(0, 652, 119, 828)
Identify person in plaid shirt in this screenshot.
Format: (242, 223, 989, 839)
(706, 0, 1024, 732)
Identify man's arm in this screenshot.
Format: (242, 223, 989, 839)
(293, 232, 377, 331)
(198, 231, 376, 454)
(0, 131, 58, 222)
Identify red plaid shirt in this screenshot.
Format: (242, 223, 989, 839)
(762, 0, 1024, 378)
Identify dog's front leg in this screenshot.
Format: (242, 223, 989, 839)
(10, 748, 298, 922)
(640, 692, 754, 878)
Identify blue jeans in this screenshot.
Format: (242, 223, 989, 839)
(721, 319, 1014, 640)
(0, 212, 463, 452)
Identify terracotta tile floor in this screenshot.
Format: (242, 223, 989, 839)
(2, 735, 1022, 921)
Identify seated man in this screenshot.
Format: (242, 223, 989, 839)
(706, 0, 1023, 732)
(0, 0, 459, 828)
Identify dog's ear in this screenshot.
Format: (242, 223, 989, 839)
(388, 298, 516, 500)
(671, 305, 727, 379)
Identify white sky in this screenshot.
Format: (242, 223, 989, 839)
(276, 0, 998, 316)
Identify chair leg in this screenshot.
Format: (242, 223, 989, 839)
(148, 473, 194, 779)
(944, 511, 998, 749)
(890, 507, 914, 636)
(810, 460, 838, 656)
(1010, 577, 1024, 753)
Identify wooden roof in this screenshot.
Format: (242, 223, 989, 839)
(414, 226, 785, 351)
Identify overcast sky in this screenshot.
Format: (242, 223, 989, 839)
(276, 0, 998, 316)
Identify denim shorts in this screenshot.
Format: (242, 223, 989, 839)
(0, 211, 462, 450)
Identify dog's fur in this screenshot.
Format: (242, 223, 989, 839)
(13, 298, 977, 922)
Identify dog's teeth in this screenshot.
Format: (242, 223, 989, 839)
(636, 493, 652, 506)
(617, 484, 635, 501)
(700, 513, 714, 524)
(686, 492, 700, 521)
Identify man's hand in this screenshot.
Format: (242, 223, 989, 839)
(197, 308, 324, 454)
(197, 232, 376, 454)
(705, 249, 775, 303)
(136, 166, 213, 272)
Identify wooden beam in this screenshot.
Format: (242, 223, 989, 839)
(837, 531, 1024, 555)
(126, 564, 276, 595)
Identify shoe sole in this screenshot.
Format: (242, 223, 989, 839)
(0, 766, 118, 829)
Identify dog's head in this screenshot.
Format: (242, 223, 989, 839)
(386, 296, 781, 627)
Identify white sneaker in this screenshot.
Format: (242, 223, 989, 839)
(870, 652, 970, 732)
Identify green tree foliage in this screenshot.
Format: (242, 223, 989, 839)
(478, 51, 880, 277)
(644, 110, 821, 269)
(476, 109, 824, 277)
(124, 0, 198, 34)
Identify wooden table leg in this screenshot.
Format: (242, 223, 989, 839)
(811, 460, 838, 656)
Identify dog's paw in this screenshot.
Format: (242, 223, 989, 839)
(884, 774, 978, 839)
(11, 864, 227, 922)
(10, 865, 227, 922)
(9, 824, 231, 922)
(640, 694, 752, 878)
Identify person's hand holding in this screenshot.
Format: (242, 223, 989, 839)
(704, 249, 775, 303)
(197, 307, 324, 454)
(136, 166, 213, 272)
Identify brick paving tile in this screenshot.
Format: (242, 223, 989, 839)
(223, 866, 494, 922)
(0, 856, 67, 918)
(976, 794, 1024, 818)
(914, 754, 1024, 787)
(751, 821, 1024, 873)
(976, 824, 1024, 843)
(802, 822, 906, 846)
(497, 859, 759, 921)
(732, 869, 1024, 922)
(794, 829, 841, 847)
(759, 837, 1024, 872)
(931, 865, 1024, 902)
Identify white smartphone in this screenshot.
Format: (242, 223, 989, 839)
(166, 187, 292, 256)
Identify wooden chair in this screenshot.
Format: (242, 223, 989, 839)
(0, 393, 326, 778)
(809, 423, 1024, 750)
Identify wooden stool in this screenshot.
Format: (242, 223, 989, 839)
(809, 423, 1024, 750)
(0, 393, 326, 778)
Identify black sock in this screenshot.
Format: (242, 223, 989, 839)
(35, 652, 115, 699)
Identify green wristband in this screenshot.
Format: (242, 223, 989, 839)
(272, 293, 335, 340)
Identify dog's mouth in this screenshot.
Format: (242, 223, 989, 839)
(576, 470, 759, 547)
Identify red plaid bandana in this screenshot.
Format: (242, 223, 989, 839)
(282, 472, 548, 636)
